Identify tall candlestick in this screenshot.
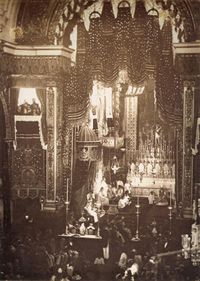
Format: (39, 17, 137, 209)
(66, 178, 69, 203)
(132, 196, 140, 241)
(170, 190, 172, 207)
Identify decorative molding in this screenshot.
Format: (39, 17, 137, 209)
(174, 42, 200, 54)
(46, 87, 57, 202)
(55, 85, 63, 198)
(0, 41, 72, 80)
(62, 121, 73, 203)
(3, 54, 71, 76)
(125, 96, 138, 162)
(3, 42, 73, 58)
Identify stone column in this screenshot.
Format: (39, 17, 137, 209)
(182, 81, 195, 218)
(3, 138, 13, 233)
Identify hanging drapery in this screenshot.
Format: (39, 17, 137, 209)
(36, 88, 47, 146)
(11, 88, 19, 114)
(156, 20, 183, 125)
(64, 0, 183, 151)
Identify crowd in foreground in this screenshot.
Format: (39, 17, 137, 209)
(0, 214, 200, 281)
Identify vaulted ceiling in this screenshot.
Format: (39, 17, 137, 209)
(0, 0, 200, 44)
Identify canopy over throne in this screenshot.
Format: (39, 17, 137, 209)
(66, 0, 182, 217)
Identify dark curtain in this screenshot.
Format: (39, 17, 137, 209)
(36, 88, 47, 145)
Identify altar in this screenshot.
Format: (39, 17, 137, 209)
(130, 177, 175, 198)
(58, 234, 102, 261)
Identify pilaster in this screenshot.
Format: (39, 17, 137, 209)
(44, 87, 60, 211)
(182, 81, 195, 218)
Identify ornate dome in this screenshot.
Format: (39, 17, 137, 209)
(77, 125, 99, 144)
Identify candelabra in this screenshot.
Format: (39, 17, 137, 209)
(168, 205, 173, 235)
(168, 190, 173, 235)
(182, 234, 191, 259)
(132, 196, 140, 241)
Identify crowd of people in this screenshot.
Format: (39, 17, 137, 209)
(0, 212, 199, 281)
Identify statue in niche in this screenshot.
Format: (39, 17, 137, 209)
(163, 161, 170, 178)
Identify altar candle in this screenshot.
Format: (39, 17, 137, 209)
(66, 178, 69, 203)
(137, 196, 139, 205)
(170, 191, 172, 207)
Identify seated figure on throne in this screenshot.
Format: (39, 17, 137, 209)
(84, 192, 98, 223)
